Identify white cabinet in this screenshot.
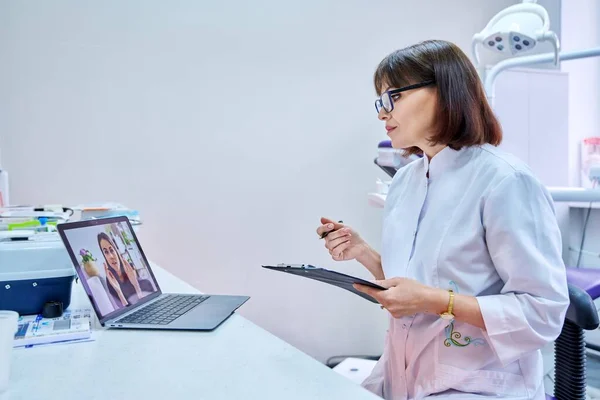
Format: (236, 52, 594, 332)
(491, 67, 569, 187)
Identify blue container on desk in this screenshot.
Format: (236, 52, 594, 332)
(0, 236, 75, 315)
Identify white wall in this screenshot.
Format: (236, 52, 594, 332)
(0, 0, 516, 363)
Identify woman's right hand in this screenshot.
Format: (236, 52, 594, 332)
(317, 217, 367, 261)
(105, 263, 128, 306)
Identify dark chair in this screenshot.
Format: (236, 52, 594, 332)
(565, 268, 600, 353)
(326, 283, 599, 400)
(547, 282, 599, 400)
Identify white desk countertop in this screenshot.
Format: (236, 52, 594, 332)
(4, 263, 379, 400)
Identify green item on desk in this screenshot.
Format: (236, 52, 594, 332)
(8, 219, 58, 231)
(8, 220, 41, 230)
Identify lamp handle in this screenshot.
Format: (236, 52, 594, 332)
(545, 31, 560, 66)
(471, 34, 482, 66)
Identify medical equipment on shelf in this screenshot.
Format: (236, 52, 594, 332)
(376, 140, 419, 169)
(372, 140, 410, 177)
(374, 140, 420, 179)
(472, 0, 560, 67)
(581, 137, 600, 188)
(0, 231, 76, 316)
(376, 140, 402, 168)
(375, 178, 390, 195)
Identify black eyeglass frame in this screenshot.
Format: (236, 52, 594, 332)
(375, 80, 435, 114)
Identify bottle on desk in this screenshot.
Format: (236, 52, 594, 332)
(0, 169, 8, 207)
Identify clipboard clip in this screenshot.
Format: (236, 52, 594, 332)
(276, 263, 316, 269)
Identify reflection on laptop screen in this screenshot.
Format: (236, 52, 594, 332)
(62, 220, 159, 319)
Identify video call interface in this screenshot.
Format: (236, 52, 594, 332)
(63, 221, 159, 318)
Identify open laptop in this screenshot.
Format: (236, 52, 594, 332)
(57, 216, 249, 331)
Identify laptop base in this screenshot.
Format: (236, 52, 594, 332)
(106, 294, 250, 331)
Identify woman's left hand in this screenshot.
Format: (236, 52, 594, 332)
(353, 278, 444, 318)
(121, 256, 143, 296)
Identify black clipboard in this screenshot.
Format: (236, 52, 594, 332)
(262, 264, 385, 303)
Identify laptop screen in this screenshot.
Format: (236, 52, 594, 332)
(58, 217, 161, 323)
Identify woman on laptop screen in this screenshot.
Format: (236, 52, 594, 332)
(97, 232, 155, 307)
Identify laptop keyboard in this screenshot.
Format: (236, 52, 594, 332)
(116, 294, 210, 325)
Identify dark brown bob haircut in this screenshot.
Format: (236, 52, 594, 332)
(374, 40, 502, 156)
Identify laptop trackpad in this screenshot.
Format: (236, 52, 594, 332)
(169, 295, 246, 330)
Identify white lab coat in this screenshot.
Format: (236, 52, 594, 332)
(362, 144, 569, 400)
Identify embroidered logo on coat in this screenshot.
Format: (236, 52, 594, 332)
(443, 281, 486, 348)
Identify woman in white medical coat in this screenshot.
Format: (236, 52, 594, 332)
(317, 40, 569, 400)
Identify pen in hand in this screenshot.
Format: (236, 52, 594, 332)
(320, 220, 343, 239)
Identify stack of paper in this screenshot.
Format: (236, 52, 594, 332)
(14, 308, 93, 348)
(72, 202, 141, 224)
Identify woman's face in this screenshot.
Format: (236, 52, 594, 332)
(377, 83, 438, 154)
(100, 239, 119, 269)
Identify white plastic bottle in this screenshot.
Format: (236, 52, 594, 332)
(0, 169, 9, 207)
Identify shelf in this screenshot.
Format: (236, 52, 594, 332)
(367, 193, 386, 208)
(568, 202, 600, 209)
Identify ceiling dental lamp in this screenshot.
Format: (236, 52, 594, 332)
(472, 0, 560, 67)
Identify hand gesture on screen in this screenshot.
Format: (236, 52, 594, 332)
(105, 262, 129, 306)
(120, 254, 143, 297)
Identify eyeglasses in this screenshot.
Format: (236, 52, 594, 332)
(375, 80, 435, 114)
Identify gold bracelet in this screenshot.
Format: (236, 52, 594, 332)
(439, 289, 455, 320)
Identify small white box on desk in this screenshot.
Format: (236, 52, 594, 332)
(332, 357, 377, 385)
